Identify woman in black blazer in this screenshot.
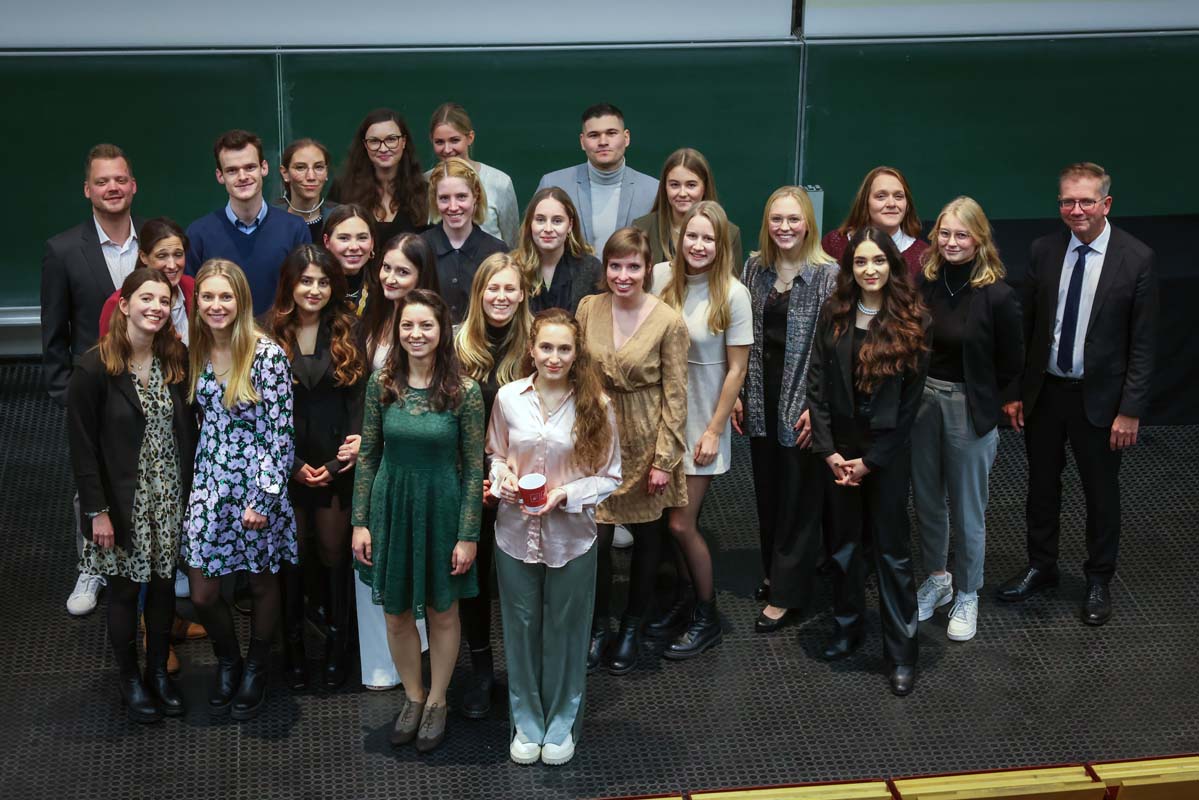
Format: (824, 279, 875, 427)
(911, 197, 1023, 643)
(264, 245, 368, 691)
(67, 268, 196, 722)
(807, 227, 929, 696)
(514, 186, 603, 315)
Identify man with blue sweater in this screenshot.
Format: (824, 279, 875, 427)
(186, 129, 310, 315)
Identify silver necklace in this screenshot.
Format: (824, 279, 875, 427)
(857, 301, 880, 316)
(944, 271, 971, 297)
(285, 194, 326, 217)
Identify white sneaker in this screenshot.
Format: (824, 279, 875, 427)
(916, 574, 954, 621)
(612, 525, 633, 549)
(174, 570, 190, 598)
(946, 596, 978, 642)
(509, 729, 541, 765)
(66, 573, 105, 616)
(541, 734, 575, 765)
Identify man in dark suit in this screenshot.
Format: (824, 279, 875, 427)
(41, 143, 141, 616)
(999, 162, 1157, 625)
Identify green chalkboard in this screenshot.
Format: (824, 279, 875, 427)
(803, 34, 1199, 229)
(4, 53, 279, 306)
(280, 46, 801, 256)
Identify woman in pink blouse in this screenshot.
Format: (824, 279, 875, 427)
(486, 308, 621, 767)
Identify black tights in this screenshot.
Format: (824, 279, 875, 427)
(459, 503, 496, 653)
(107, 574, 174, 671)
(190, 568, 282, 655)
(283, 499, 352, 637)
(593, 520, 663, 628)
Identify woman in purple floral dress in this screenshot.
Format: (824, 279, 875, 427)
(183, 259, 298, 721)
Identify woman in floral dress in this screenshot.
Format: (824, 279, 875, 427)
(68, 268, 195, 722)
(352, 289, 484, 754)
(183, 259, 298, 721)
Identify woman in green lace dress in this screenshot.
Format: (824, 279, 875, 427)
(352, 288, 484, 754)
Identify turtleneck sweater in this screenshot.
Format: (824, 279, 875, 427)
(926, 259, 976, 382)
(481, 320, 513, 420)
(588, 160, 625, 255)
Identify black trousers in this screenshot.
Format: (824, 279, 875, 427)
(825, 423, 918, 666)
(748, 436, 824, 610)
(460, 503, 498, 652)
(1024, 375, 1122, 582)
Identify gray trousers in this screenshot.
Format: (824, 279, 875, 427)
(910, 377, 998, 594)
(496, 544, 596, 748)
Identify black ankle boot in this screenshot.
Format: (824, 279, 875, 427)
(231, 638, 271, 721)
(587, 625, 608, 674)
(322, 625, 347, 691)
(461, 647, 494, 719)
(663, 600, 722, 660)
(644, 593, 693, 640)
(606, 616, 641, 676)
(115, 641, 161, 723)
(208, 639, 243, 717)
(284, 629, 307, 691)
(821, 627, 865, 661)
(144, 632, 185, 716)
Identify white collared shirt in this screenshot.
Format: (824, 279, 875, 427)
(171, 290, 189, 346)
(1048, 220, 1111, 377)
(93, 216, 139, 291)
(892, 229, 916, 253)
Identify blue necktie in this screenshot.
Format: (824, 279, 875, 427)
(1056, 244, 1090, 374)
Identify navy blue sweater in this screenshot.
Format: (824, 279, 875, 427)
(186, 206, 311, 315)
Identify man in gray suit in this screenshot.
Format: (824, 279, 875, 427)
(536, 103, 658, 255)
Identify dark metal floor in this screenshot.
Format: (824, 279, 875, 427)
(2, 360, 1197, 800)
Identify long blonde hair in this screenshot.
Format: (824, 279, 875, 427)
(455, 253, 532, 387)
(921, 195, 1005, 288)
(513, 187, 594, 296)
(754, 186, 835, 269)
(188, 259, 265, 407)
(660, 201, 735, 335)
(427, 156, 487, 225)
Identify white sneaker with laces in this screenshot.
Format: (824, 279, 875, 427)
(174, 570, 191, 598)
(541, 733, 575, 766)
(916, 574, 953, 621)
(612, 525, 633, 549)
(66, 573, 105, 616)
(946, 596, 978, 642)
(509, 729, 541, 765)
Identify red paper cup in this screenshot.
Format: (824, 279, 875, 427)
(517, 473, 548, 511)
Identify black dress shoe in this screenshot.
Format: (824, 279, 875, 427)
(754, 608, 796, 634)
(663, 601, 721, 660)
(460, 671, 494, 719)
(821, 629, 864, 661)
(230, 659, 269, 721)
(606, 616, 641, 676)
(753, 582, 770, 603)
(889, 664, 915, 696)
(586, 627, 608, 674)
(1082, 581, 1112, 626)
(996, 565, 1059, 602)
(208, 655, 244, 716)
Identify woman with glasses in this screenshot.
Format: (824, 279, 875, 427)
(331, 109, 427, 248)
(427, 102, 520, 247)
(911, 197, 1023, 643)
(278, 138, 340, 242)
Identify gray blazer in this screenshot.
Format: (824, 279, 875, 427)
(536, 163, 658, 248)
(741, 254, 839, 447)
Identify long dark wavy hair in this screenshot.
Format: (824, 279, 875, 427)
(267, 245, 365, 387)
(823, 226, 927, 393)
(378, 289, 464, 412)
(333, 108, 427, 225)
(360, 232, 441, 365)
(521, 308, 613, 472)
(99, 268, 187, 383)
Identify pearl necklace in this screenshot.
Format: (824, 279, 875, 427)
(857, 301, 880, 316)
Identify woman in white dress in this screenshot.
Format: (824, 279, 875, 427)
(650, 200, 752, 659)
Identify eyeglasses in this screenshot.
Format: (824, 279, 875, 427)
(364, 134, 403, 152)
(937, 230, 973, 243)
(1058, 198, 1100, 211)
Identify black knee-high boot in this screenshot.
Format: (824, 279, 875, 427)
(322, 561, 350, 690)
